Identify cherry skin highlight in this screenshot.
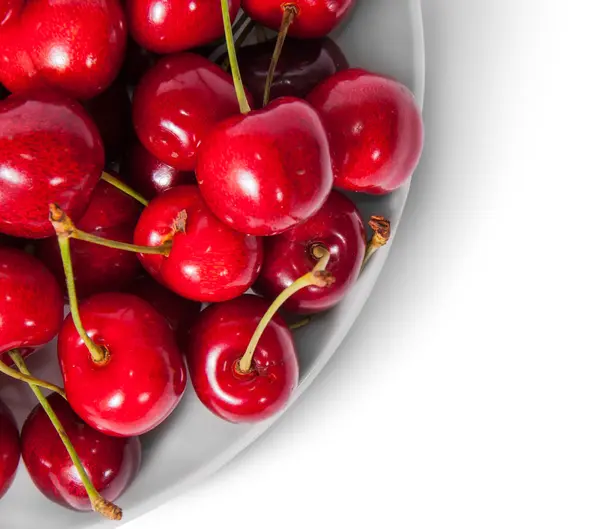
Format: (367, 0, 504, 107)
(134, 185, 263, 302)
(58, 293, 187, 437)
(0, 398, 20, 500)
(132, 53, 246, 171)
(21, 392, 142, 512)
(186, 295, 299, 423)
(0, 90, 104, 239)
(128, 0, 241, 54)
(0, 0, 22, 28)
(255, 190, 366, 314)
(196, 97, 333, 236)
(307, 68, 424, 195)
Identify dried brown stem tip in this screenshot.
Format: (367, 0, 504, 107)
(93, 498, 123, 521)
(368, 215, 391, 249)
(49, 203, 75, 236)
(313, 270, 336, 288)
(173, 209, 188, 235)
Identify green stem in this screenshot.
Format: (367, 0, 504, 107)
(73, 230, 171, 255)
(0, 353, 66, 398)
(223, 18, 256, 72)
(289, 317, 311, 330)
(8, 351, 122, 521)
(101, 172, 148, 207)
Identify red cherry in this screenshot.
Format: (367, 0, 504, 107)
(132, 53, 245, 170)
(0, 0, 22, 27)
(0, 398, 19, 500)
(128, 0, 241, 54)
(196, 97, 333, 236)
(241, 0, 355, 38)
(186, 294, 298, 423)
(237, 36, 348, 104)
(307, 68, 424, 195)
(134, 185, 263, 302)
(36, 179, 142, 299)
(21, 392, 142, 512)
(121, 139, 196, 200)
(254, 190, 366, 314)
(58, 292, 187, 437)
(0, 90, 104, 239)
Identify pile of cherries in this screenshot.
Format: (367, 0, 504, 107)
(0, 0, 423, 521)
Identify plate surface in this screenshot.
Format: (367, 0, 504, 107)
(0, 1, 424, 526)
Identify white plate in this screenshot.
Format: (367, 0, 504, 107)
(0, 1, 424, 526)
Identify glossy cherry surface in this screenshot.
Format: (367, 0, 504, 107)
(121, 139, 196, 199)
(307, 68, 424, 194)
(128, 0, 240, 54)
(241, 0, 355, 38)
(238, 37, 348, 104)
(134, 185, 263, 302)
(0, 247, 63, 355)
(0, 398, 20, 500)
(0, 0, 22, 27)
(255, 190, 366, 314)
(186, 295, 298, 423)
(132, 53, 244, 171)
(21, 392, 142, 511)
(196, 97, 333, 236)
(36, 179, 142, 299)
(0, 0, 127, 100)
(0, 90, 104, 239)
(58, 293, 187, 437)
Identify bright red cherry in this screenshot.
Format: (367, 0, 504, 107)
(0, 90, 104, 239)
(132, 53, 245, 171)
(307, 68, 424, 194)
(0, 398, 19, 500)
(134, 185, 263, 302)
(127, 0, 241, 54)
(241, 0, 355, 38)
(196, 97, 333, 236)
(36, 179, 142, 299)
(254, 190, 365, 314)
(237, 37, 348, 104)
(21, 392, 142, 512)
(0, 0, 22, 27)
(186, 294, 298, 423)
(0, 19, 43, 94)
(58, 292, 187, 437)
(121, 139, 196, 199)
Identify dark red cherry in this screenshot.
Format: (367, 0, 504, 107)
(21, 392, 141, 511)
(0, 398, 19, 500)
(132, 53, 246, 171)
(186, 294, 298, 423)
(0, 90, 104, 239)
(0, 0, 21, 27)
(237, 37, 348, 104)
(58, 292, 187, 437)
(196, 97, 333, 236)
(127, 0, 241, 54)
(254, 190, 365, 314)
(134, 185, 263, 302)
(121, 139, 196, 200)
(0, 247, 63, 356)
(0, 19, 44, 94)
(241, 0, 355, 38)
(36, 179, 142, 299)
(307, 68, 424, 194)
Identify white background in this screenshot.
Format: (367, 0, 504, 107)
(127, 1, 600, 527)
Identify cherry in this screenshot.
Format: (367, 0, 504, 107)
(58, 292, 187, 437)
(0, 0, 21, 28)
(21, 392, 142, 512)
(127, 0, 241, 54)
(0, 0, 127, 100)
(186, 294, 298, 423)
(121, 138, 196, 200)
(306, 68, 424, 194)
(134, 185, 263, 302)
(254, 190, 366, 314)
(0, 398, 19, 500)
(35, 179, 142, 299)
(132, 52, 246, 171)
(237, 36, 348, 104)
(0, 90, 104, 239)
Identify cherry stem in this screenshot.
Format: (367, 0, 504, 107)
(238, 245, 334, 374)
(8, 351, 122, 520)
(263, 5, 297, 107)
(101, 172, 149, 207)
(222, 18, 256, 72)
(289, 317, 311, 330)
(220, 0, 251, 114)
(0, 353, 66, 398)
(361, 216, 392, 271)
